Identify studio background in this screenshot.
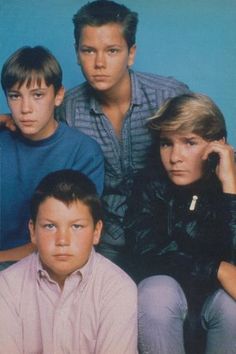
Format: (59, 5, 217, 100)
(0, 0, 235, 144)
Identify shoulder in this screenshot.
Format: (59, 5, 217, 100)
(133, 168, 169, 199)
(0, 254, 36, 296)
(92, 253, 137, 295)
(59, 122, 102, 153)
(63, 82, 90, 104)
(0, 129, 15, 143)
(132, 70, 189, 94)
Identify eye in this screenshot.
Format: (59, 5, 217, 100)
(80, 47, 95, 54)
(160, 139, 171, 148)
(108, 48, 119, 54)
(7, 93, 20, 100)
(33, 91, 44, 99)
(72, 224, 84, 230)
(43, 223, 55, 230)
(186, 139, 197, 146)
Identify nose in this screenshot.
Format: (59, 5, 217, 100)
(170, 144, 183, 164)
(94, 51, 106, 68)
(21, 97, 32, 114)
(55, 229, 70, 247)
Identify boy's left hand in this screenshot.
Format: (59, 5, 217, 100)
(202, 140, 236, 194)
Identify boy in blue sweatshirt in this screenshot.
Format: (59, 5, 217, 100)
(0, 46, 104, 269)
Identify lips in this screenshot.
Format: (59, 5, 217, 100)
(92, 75, 109, 80)
(170, 170, 187, 175)
(53, 254, 72, 260)
(20, 120, 36, 126)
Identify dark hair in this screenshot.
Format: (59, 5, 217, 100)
(1, 46, 62, 94)
(73, 0, 138, 50)
(30, 169, 103, 225)
(148, 93, 227, 141)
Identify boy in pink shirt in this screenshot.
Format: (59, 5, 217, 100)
(0, 169, 137, 354)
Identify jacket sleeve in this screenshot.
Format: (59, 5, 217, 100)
(124, 174, 169, 281)
(221, 193, 236, 263)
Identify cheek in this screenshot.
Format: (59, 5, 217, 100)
(160, 151, 168, 169)
(37, 238, 54, 254)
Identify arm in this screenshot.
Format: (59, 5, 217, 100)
(125, 173, 169, 280)
(73, 138, 104, 196)
(95, 275, 138, 354)
(217, 261, 236, 300)
(0, 242, 36, 262)
(0, 275, 22, 353)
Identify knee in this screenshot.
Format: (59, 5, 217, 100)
(203, 289, 236, 328)
(138, 275, 187, 322)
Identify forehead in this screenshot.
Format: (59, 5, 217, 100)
(37, 197, 91, 218)
(79, 23, 126, 45)
(160, 131, 203, 140)
(9, 75, 48, 91)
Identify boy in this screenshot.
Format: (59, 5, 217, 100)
(56, 0, 189, 267)
(0, 46, 104, 269)
(0, 169, 137, 353)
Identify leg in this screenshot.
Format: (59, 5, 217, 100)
(138, 275, 187, 354)
(201, 289, 236, 354)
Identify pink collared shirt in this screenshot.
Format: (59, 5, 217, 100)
(0, 249, 138, 354)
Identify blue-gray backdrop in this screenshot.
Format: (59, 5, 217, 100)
(0, 0, 235, 143)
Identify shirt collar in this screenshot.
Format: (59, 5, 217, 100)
(36, 248, 96, 290)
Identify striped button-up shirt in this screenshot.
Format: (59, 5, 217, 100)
(56, 70, 189, 257)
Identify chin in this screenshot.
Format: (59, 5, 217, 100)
(171, 177, 196, 186)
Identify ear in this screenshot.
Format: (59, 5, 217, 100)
(74, 43, 81, 66)
(54, 86, 65, 107)
(220, 137, 226, 143)
(29, 219, 36, 245)
(128, 44, 136, 67)
(93, 220, 103, 246)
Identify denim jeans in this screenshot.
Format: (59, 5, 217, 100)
(138, 275, 236, 354)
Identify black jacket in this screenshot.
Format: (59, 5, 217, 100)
(125, 170, 236, 302)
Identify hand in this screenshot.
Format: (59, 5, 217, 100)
(0, 114, 16, 131)
(217, 261, 236, 300)
(202, 140, 236, 194)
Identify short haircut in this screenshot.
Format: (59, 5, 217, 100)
(73, 0, 138, 50)
(1, 46, 62, 94)
(30, 169, 103, 225)
(148, 93, 227, 141)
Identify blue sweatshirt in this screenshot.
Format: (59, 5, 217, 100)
(0, 122, 104, 250)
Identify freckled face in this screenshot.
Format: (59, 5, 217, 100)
(160, 131, 209, 186)
(29, 197, 102, 287)
(6, 78, 64, 140)
(77, 23, 136, 93)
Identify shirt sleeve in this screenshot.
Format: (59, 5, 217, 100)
(95, 273, 138, 354)
(72, 136, 105, 196)
(0, 275, 22, 354)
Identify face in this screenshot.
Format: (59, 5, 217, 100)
(160, 131, 210, 186)
(29, 197, 102, 288)
(77, 23, 136, 93)
(6, 78, 64, 140)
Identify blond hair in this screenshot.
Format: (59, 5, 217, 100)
(149, 93, 227, 141)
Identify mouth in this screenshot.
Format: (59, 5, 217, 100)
(53, 254, 72, 260)
(19, 121, 36, 126)
(92, 75, 109, 80)
(170, 170, 187, 175)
